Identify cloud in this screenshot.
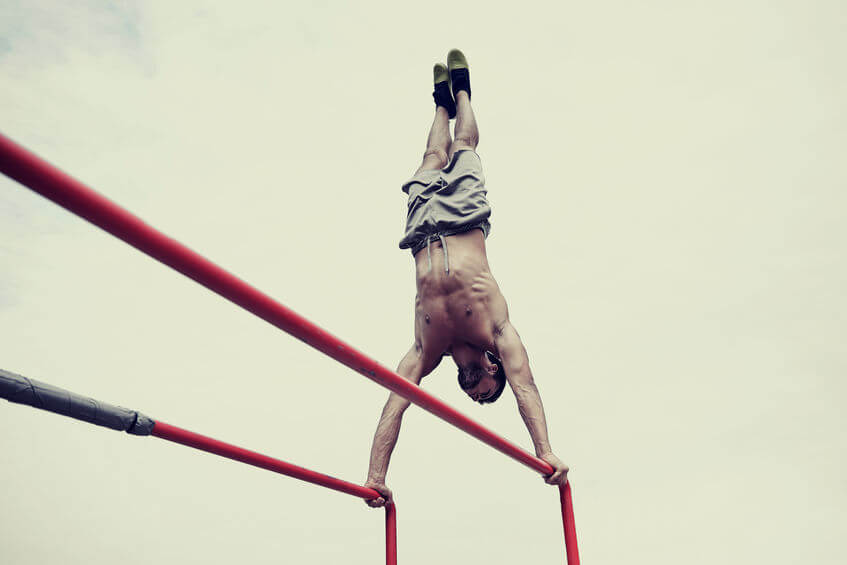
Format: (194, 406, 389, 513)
(0, 1, 147, 73)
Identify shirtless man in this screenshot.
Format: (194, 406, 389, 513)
(364, 49, 569, 508)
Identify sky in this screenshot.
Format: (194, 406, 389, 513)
(1, 1, 845, 564)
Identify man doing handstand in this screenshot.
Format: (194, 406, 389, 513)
(364, 49, 569, 508)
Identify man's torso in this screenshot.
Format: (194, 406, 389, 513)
(412, 230, 505, 370)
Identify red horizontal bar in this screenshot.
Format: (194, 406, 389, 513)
(0, 132, 551, 476)
(152, 421, 379, 499)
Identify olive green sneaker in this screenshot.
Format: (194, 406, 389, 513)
(447, 48, 471, 100)
(432, 62, 456, 118)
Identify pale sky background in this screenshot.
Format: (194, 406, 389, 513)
(1, 1, 845, 564)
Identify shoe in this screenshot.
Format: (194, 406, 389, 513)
(447, 48, 471, 100)
(432, 62, 456, 119)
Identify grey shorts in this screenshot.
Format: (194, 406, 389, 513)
(398, 149, 492, 255)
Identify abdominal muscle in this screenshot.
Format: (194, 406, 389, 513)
(413, 230, 501, 357)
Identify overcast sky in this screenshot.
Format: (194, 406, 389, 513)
(1, 2, 845, 564)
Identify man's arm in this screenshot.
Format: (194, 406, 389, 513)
(494, 319, 569, 485)
(363, 343, 431, 507)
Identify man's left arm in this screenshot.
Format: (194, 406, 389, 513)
(494, 320, 569, 485)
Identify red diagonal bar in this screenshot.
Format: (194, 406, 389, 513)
(1, 365, 396, 562)
(150, 422, 399, 564)
(0, 131, 578, 563)
(0, 132, 548, 474)
(151, 421, 379, 498)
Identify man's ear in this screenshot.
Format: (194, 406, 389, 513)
(486, 363, 498, 376)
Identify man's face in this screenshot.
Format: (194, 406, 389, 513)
(452, 344, 500, 403)
(464, 372, 499, 403)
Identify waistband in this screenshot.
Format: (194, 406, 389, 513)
(410, 223, 490, 274)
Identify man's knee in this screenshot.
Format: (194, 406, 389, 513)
(422, 147, 449, 169)
(453, 135, 478, 150)
(449, 136, 478, 160)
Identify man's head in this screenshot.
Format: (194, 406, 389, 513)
(452, 345, 506, 404)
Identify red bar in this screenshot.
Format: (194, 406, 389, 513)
(0, 132, 578, 562)
(0, 132, 551, 475)
(151, 421, 379, 499)
(151, 421, 398, 564)
(560, 483, 580, 565)
(385, 503, 397, 565)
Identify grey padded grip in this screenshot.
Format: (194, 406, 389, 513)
(0, 368, 154, 436)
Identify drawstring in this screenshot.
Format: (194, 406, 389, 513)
(439, 235, 449, 273)
(425, 235, 450, 274)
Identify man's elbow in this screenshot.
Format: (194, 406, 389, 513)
(509, 371, 538, 396)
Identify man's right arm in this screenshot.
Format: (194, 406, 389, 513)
(363, 344, 427, 507)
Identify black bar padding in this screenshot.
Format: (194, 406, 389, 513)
(0, 368, 154, 436)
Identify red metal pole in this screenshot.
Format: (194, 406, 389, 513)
(151, 421, 379, 499)
(385, 502, 397, 565)
(0, 132, 551, 475)
(0, 132, 579, 562)
(151, 421, 398, 565)
(560, 483, 580, 565)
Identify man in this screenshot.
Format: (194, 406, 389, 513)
(364, 49, 568, 508)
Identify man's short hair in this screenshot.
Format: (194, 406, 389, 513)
(457, 351, 507, 404)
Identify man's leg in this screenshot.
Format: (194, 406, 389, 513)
(414, 63, 455, 175)
(447, 49, 478, 159)
(450, 91, 479, 159)
(414, 106, 452, 175)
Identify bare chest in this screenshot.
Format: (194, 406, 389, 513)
(415, 274, 498, 355)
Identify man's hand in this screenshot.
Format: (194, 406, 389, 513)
(363, 479, 394, 508)
(539, 452, 569, 486)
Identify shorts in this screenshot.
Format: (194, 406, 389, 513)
(398, 149, 492, 255)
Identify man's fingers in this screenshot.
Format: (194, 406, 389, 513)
(365, 497, 385, 508)
(545, 469, 566, 485)
(363, 481, 391, 508)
